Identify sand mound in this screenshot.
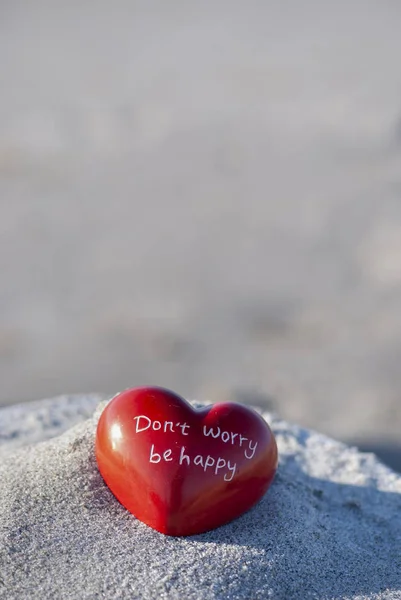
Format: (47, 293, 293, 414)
(0, 396, 400, 599)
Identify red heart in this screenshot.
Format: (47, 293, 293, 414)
(95, 386, 278, 536)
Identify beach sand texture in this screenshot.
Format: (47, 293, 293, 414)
(0, 395, 400, 599)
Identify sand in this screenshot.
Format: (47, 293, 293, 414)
(0, 395, 400, 599)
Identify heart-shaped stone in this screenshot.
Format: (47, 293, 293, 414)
(95, 386, 278, 536)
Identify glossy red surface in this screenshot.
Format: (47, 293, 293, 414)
(95, 386, 278, 536)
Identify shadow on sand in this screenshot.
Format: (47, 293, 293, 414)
(190, 453, 401, 599)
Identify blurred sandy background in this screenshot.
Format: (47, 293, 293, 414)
(1, 1, 400, 470)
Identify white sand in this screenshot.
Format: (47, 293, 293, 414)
(0, 395, 400, 599)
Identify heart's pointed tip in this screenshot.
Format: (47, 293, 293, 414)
(150, 522, 208, 537)
(140, 515, 191, 537)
